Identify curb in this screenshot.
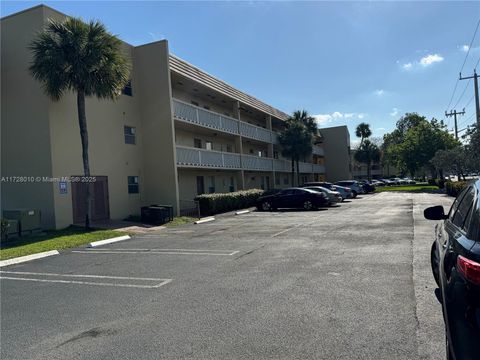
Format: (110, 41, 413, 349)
(88, 235, 131, 248)
(0, 250, 60, 268)
(194, 217, 215, 224)
(235, 210, 250, 215)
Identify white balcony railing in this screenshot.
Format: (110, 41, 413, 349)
(242, 155, 274, 171)
(173, 99, 279, 144)
(274, 159, 291, 172)
(173, 99, 240, 135)
(176, 146, 241, 169)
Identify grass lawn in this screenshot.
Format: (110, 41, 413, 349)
(0, 227, 128, 260)
(166, 216, 197, 227)
(375, 184, 440, 193)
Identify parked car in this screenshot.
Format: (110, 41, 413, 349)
(371, 179, 384, 186)
(424, 180, 480, 360)
(304, 186, 343, 205)
(358, 180, 375, 193)
(332, 185, 353, 199)
(334, 180, 365, 196)
(256, 187, 329, 211)
(303, 181, 354, 199)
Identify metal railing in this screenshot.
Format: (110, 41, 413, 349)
(173, 99, 279, 144)
(179, 199, 201, 219)
(176, 146, 241, 169)
(242, 155, 274, 171)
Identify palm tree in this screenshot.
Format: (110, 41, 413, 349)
(30, 17, 131, 229)
(278, 110, 317, 186)
(355, 122, 372, 145)
(354, 139, 381, 181)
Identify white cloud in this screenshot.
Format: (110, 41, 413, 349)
(313, 112, 366, 125)
(419, 54, 444, 66)
(461, 45, 469, 52)
(374, 89, 384, 96)
(402, 62, 413, 70)
(313, 114, 332, 124)
(390, 107, 399, 117)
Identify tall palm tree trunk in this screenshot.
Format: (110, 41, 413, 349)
(291, 157, 295, 186)
(77, 90, 92, 230)
(296, 158, 300, 186)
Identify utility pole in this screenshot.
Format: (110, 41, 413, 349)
(445, 109, 465, 140)
(459, 69, 480, 126)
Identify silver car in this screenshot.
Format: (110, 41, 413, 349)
(332, 185, 353, 200)
(334, 180, 365, 196)
(304, 186, 343, 205)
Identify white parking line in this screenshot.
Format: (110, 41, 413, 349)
(0, 271, 172, 289)
(72, 249, 239, 256)
(271, 225, 300, 238)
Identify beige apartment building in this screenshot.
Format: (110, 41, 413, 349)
(1, 5, 342, 230)
(350, 150, 398, 180)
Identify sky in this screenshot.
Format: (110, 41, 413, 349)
(2, 1, 480, 144)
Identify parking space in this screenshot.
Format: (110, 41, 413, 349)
(1, 192, 452, 360)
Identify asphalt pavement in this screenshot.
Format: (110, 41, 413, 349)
(0, 192, 454, 360)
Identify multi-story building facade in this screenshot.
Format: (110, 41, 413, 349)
(1, 5, 328, 229)
(350, 150, 398, 180)
(317, 126, 352, 182)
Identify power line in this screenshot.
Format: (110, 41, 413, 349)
(445, 18, 480, 123)
(453, 79, 471, 109)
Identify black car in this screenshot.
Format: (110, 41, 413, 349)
(424, 180, 480, 360)
(359, 181, 375, 193)
(256, 187, 328, 211)
(303, 181, 335, 190)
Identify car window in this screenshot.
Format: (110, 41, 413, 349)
(471, 205, 480, 241)
(452, 186, 475, 230)
(448, 186, 470, 221)
(463, 198, 477, 238)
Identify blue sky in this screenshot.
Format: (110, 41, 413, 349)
(2, 1, 480, 143)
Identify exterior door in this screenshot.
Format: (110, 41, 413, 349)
(72, 176, 110, 223)
(196, 176, 205, 195)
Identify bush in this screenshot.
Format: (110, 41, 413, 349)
(195, 189, 265, 216)
(445, 181, 468, 197)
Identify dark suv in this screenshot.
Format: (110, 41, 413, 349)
(424, 180, 480, 360)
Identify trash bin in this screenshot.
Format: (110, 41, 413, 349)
(140, 205, 173, 225)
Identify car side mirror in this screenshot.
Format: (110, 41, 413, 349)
(424, 205, 448, 220)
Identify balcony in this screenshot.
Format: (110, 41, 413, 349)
(243, 155, 273, 171)
(173, 99, 278, 144)
(176, 146, 241, 169)
(312, 145, 324, 156)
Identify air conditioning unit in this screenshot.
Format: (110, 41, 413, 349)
(3, 209, 41, 235)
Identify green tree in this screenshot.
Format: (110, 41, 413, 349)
(354, 139, 381, 181)
(278, 110, 317, 186)
(30, 17, 131, 229)
(390, 118, 457, 177)
(431, 147, 470, 180)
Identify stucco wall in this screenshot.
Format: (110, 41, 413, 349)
(1, 6, 56, 228)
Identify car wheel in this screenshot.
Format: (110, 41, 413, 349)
(352, 190, 357, 198)
(261, 201, 272, 211)
(431, 242, 441, 287)
(303, 200, 313, 210)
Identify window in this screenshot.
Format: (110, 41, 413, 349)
(273, 151, 279, 159)
(194, 138, 202, 149)
(452, 187, 475, 231)
(249, 149, 254, 154)
(260, 176, 265, 190)
(122, 80, 132, 96)
(226, 144, 232, 153)
(205, 141, 212, 150)
(191, 101, 199, 106)
(208, 176, 215, 193)
(128, 176, 139, 194)
(258, 151, 263, 157)
(448, 187, 470, 220)
(124, 126, 136, 144)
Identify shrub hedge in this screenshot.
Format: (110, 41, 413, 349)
(195, 189, 265, 216)
(445, 181, 468, 197)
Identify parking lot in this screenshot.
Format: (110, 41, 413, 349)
(1, 192, 453, 360)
